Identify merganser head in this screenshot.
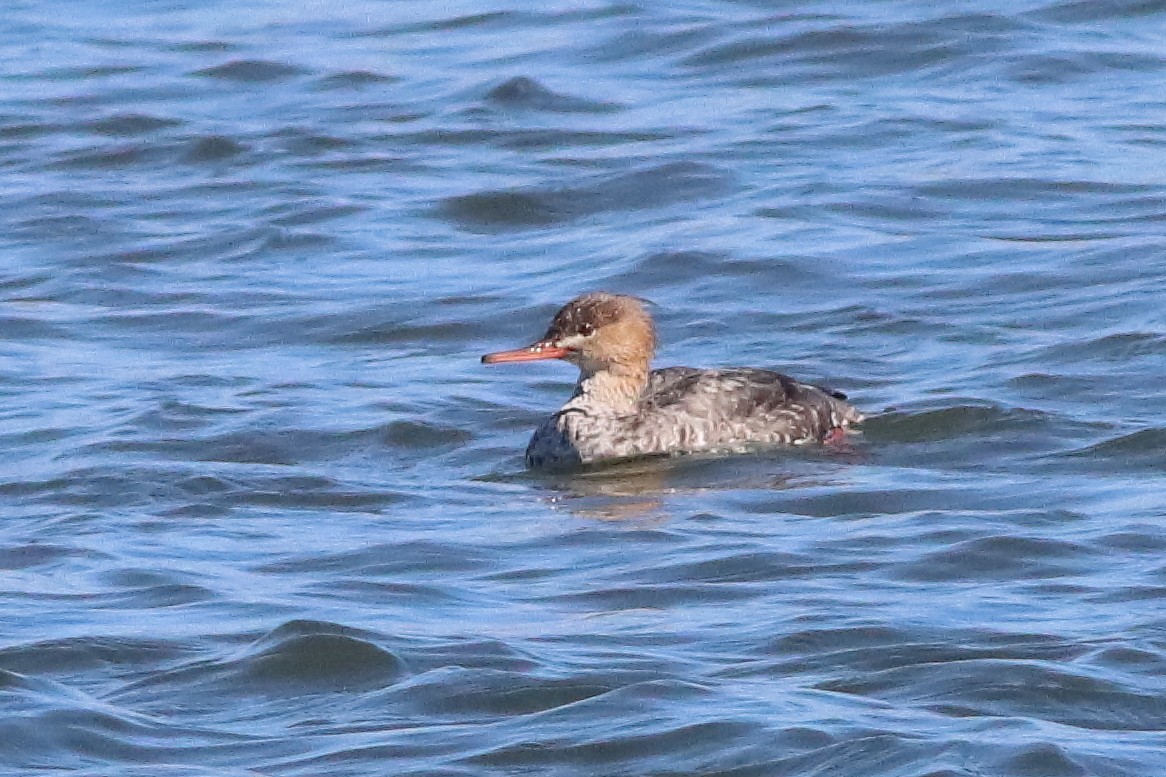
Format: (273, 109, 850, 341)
(482, 292, 656, 375)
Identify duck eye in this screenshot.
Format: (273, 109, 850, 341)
(577, 322, 595, 337)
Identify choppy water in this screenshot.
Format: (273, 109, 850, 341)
(2, 1, 1165, 775)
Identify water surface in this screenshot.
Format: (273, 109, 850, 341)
(2, 1, 1165, 775)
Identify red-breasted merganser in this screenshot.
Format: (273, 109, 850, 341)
(482, 292, 864, 469)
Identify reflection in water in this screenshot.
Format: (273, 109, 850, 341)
(536, 451, 856, 521)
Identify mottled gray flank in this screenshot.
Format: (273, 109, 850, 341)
(526, 366, 863, 469)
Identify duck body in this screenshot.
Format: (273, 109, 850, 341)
(483, 292, 864, 470)
(526, 366, 861, 469)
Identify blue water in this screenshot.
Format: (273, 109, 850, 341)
(2, 2, 1165, 775)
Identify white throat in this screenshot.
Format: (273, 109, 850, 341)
(570, 367, 647, 414)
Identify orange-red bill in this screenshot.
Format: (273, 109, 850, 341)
(481, 341, 569, 364)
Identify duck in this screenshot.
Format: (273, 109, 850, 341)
(482, 292, 863, 469)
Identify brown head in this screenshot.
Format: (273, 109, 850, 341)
(481, 292, 656, 377)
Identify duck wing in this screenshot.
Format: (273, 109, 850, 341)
(643, 367, 862, 446)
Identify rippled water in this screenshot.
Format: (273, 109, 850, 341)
(2, 1, 1165, 775)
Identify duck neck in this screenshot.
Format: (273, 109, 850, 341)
(571, 363, 649, 414)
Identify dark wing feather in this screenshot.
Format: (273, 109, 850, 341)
(645, 367, 808, 411)
(722, 369, 799, 416)
(641, 367, 705, 408)
(643, 367, 857, 439)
